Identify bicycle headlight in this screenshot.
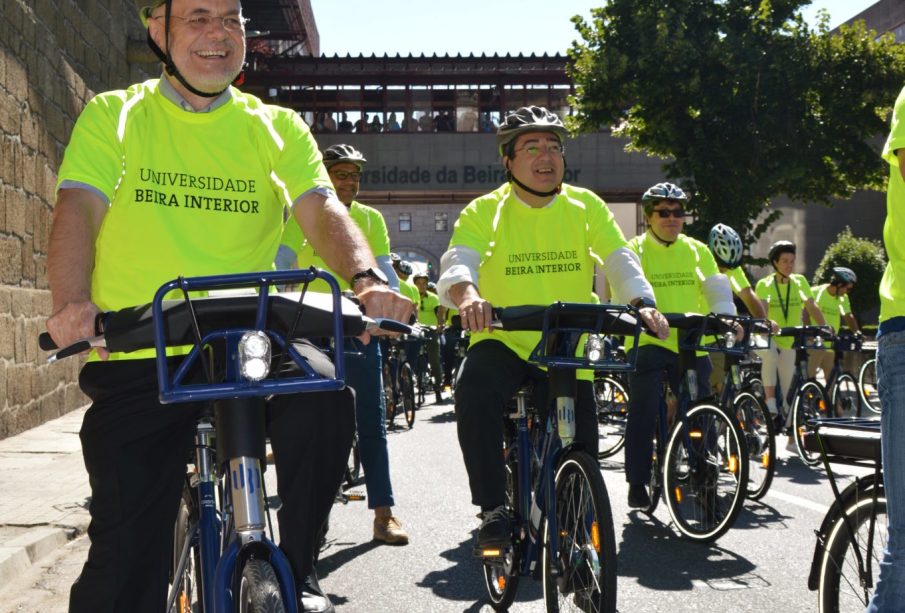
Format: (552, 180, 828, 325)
(723, 331, 736, 350)
(238, 331, 271, 381)
(585, 334, 604, 363)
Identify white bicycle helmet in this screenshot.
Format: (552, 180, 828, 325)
(708, 223, 743, 268)
(830, 266, 857, 286)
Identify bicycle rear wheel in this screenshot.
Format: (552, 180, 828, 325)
(482, 446, 521, 610)
(400, 362, 417, 428)
(792, 380, 829, 466)
(663, 403, 748, 542)
(643, 413, 664, 516)
(831, 372, 861, 418)
(733, 390, 775, 501)
(595, 375, 629, 459)
(541, 450, 617, 613)
(238, 559, 286, 613)
(818, 492, 887, 613)
(416, 354, 428, 407)
(857, 358, 880, 415)
(383, 361, 397, 426)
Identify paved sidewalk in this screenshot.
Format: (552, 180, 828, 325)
(0, 407, 90, 587)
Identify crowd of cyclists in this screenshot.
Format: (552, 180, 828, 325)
(42, 1, 902, 611)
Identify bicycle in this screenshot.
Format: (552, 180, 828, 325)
(382, 336, 416, 428)
(478, 302, 629, 612)
(773, 325, 835, 466)
(817, 331, 865, 419)
(717, 319, 776, 501)
(41, 268, 408, 613)
(857, 343, 880, 414)
(803, 417, 885, 613)
(594, 340, 630, 460)
(635, 312, 749, 542)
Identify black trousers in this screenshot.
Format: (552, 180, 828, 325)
(454, 340, 597, 508)
(69, 342, 355, 613)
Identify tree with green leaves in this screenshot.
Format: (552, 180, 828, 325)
(812, 227, 887, 325)
(567, 0, 905, 246)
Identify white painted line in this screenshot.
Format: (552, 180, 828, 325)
(765, 489, 829, 514)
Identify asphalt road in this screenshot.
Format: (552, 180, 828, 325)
(0, 395, 871, 612)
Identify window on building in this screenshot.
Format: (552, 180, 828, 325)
(435, 212, 449, 232)
(399, 212, 412, 232)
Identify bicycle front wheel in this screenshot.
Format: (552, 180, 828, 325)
(238, 559, 286, 613)
(595, 375, 629, 459)
(345, 432, 361, 487)
(818, 492, 888, 613)
(831, 372, 861, 419)
(482, 445, 521, 610)
(792, 380, 829, 466)
(857, 358, 880, 415)
(542, 450, 617, 613)
(400, 362, 417, 428)
(169, 479, 202, 613)
(733, 390, 775, 501)
(383, 360, 397, 426)
(663, 403, 748, 542)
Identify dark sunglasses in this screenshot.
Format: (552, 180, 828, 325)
(652, 208, 685, 219)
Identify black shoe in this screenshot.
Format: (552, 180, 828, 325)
(435, 391, 443, 404)
(476, 505, 512, 549)
(299, 570, 335, 613)
(627, 483, 651, 509)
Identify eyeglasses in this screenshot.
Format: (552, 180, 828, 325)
(153, 14, 248, 32)
(652, 208, 685, 219)
(514, 143, 564, 157)
(330, 170, 362, 181)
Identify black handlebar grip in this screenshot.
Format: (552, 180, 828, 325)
(39, 332, 58, 351)
(53, 340, 91, 360)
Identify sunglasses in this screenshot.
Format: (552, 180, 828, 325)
(330, 171, 362, 181)
(651, 208, 685, 219)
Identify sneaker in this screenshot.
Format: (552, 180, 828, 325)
(476, 505, 512, 549)
(299, 570, 335, 613)
(627, 483, 651, 509)
(374, 516, 410, 545)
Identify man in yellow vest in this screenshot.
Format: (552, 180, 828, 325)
(437, 106, 668, 549)
(413, 271, 444, 404)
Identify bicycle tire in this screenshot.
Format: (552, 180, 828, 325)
(792, 380, 829, 466)
(482, 446, 521, 610)
(383, 360, 397, 425)
(345, 432, 361, 487)
(595, 375, 629, 459)
(170, 479, 203, 613)
(857, 358, 880, 415)
(643, 413, 664, 516)
(818, 492, 888, 613)
(733, 390, 775, 501)
(238, 559, 286, 613)
(663, 403, 748, 542)
(401, 362, 417, 428)
(831, 372, 861, 419)
(541, 450, 617, 613)
(416, 354, 428, 407)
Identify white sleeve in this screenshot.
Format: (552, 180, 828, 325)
(376, 255, 400, 291)
(437, 245, 481, 309)
(603, 247, 656, 305)
(703, 273, 737, 315)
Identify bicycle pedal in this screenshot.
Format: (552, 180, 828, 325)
(346, 490, 366, 501)
(474, 545, 509, 560)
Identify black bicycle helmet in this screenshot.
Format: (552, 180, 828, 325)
(830, 266, 857, 286)
(322, 144, 367, 169)
(768, 240, 796, 264)
(397, 261, 413, 276)
(708, 223, 743, 268)
(496, 106, 568, 157)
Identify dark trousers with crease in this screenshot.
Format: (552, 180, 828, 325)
(69, 340, 355, 613)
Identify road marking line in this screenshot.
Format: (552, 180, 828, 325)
(765, 489, 829, 514)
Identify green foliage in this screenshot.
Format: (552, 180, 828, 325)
(812, 227, 887, 325)
(567, 0, 905, 246)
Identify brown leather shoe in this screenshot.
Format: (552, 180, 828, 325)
(374, 516, 409, 545)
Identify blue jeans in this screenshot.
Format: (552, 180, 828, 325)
(867, 329, 905, 612)
(345, 339, 395, 509)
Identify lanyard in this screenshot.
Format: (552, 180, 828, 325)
(773, 276, 792, 322)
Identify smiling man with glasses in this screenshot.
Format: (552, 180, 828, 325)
(47, 2, 412, 612)
(437, 106, 668, 557)
(620, 182, 738, 509)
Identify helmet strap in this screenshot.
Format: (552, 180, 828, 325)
(648, 227, 676, 246)
(504, 155, 565, 199)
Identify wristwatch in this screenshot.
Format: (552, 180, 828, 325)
(630, 296, 657, 309)
(350, 267, 389, 289)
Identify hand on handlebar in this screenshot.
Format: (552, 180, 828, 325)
(457, 295, 494, 333)
(638, 307, 669, 340)
(356, 285, 414, 341)
(46, 300, 109, 360)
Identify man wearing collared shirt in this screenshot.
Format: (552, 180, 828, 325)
(45, 2, 411, 612)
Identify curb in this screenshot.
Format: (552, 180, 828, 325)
(0, 526, 77, 587)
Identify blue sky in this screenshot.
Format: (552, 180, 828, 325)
(312, 1, 877, 57)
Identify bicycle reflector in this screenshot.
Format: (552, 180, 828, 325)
(238, 331, 271, 381)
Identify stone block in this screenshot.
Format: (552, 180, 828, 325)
(7, 364, 32, 407)
(6, 189, 26, 237)
(0, 91, 20, 135)
(0, 236, 22, 285)
(0, 314, 15, 360)
(11, 288, 31, 318)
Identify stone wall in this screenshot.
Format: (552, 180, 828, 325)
(0, 0, 152, 438)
